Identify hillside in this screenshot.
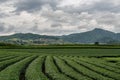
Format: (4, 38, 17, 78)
(61, 28, 120, 44)
(0, 33, 62, 45)
(0, 28, 120, 44)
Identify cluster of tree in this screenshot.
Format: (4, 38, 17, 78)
(0, 42, 13, 46)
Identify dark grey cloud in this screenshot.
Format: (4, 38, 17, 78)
(30, 25, 39, 32)
(0, 23, 5, 32)
(0, 0, 8, 3)
(14, 0, 59, 12)
(6, 26, 15, 32)
(88, 1, 120, 13)
(0, 27, 4, 32)
(0, 23, 15, 33)
(51, 23, 62, 28)
(97, 14, 118, 25)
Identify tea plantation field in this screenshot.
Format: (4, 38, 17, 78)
(0, 48, 120, 80)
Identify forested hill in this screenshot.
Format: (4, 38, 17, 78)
(61, 28, 120, 44)
(0, 28, 120, 44)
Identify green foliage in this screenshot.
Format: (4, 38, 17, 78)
(0, 56, 27, 71)
(0, 56, 36, 80)
(79, 57, 120, 74)
(26, 56, 48, 80)
(0, 42, 14, 46)
(73, 58, 120, 80)
(54, 57, 91, 80)
(0, 47, 120, 80)
(61, 57, 113, 80)
(45, 56, 71, 80)
(0, 43, 120, 49)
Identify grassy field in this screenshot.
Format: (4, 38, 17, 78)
(0, 45, 120, 80)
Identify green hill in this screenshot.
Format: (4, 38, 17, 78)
(0, 28, 120, 45)
(0, 33, 63, 45)
(61, 28, 120, 44)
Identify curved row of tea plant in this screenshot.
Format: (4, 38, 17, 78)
(0, 56, 37, 80)
(72, 57, 120, 80)
(0, 54, 120, 80)
(26, 56, 48, 80)
(45, 56, 71, 80)
(54, 57, 92, 80)
(0, 56, 28, 71)
(60, 57, 113, 80)
(79, 57, 120, 74)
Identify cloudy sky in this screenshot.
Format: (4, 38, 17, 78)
(0, 0, 120, 36)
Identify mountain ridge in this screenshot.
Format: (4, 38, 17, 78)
(0, 28, 120, 44)
(61, 28, 120, 43)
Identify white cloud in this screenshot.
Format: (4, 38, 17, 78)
(58, 0, 101, 8)
(0, 0, 120, 35)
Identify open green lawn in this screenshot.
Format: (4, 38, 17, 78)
(0, 45, 120, 80)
